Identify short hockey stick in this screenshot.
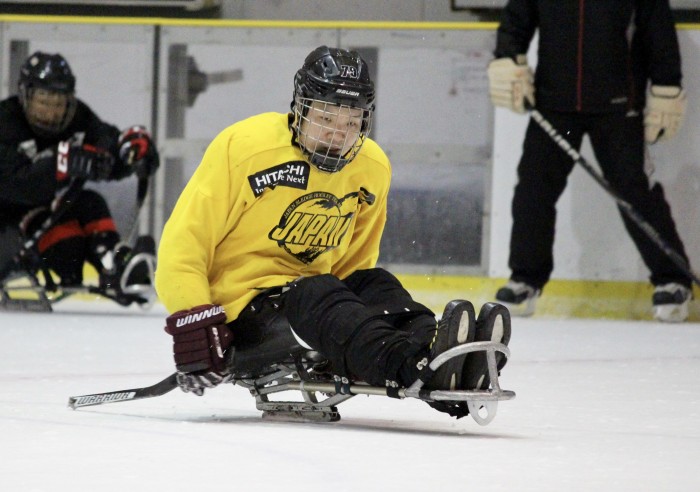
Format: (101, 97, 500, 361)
(68, 373, 178, 409)
(530, 109, 700, 288)
(122, 148, 152, 246)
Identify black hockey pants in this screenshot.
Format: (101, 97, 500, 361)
(231, 268, 437, 387)
(25, 190, 119, 286)
(509, 110, 691, 289)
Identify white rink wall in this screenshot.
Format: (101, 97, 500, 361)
(0, 16, 698, 284)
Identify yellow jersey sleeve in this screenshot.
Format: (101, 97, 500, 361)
(155, 127, 237, 313)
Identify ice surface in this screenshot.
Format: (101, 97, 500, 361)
(1, 299, 699, 491)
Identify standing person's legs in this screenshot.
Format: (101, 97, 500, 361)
(496, 111, 584, 315)
(590, 112, 692, 321)
(589, 113, 691, 285)
(508, 112, 583, 288)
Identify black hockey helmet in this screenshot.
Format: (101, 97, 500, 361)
(18, 51, 77, 136)
(293, 45, 375, 110)
(19, 52, 76, 94)
(291, 46, 375, 172)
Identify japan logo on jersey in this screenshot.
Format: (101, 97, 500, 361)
(269, 188, 375, 264)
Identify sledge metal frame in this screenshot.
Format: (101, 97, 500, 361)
(0, 271, 54, 312)
(234, 342, 515, 425)
(67, 342, 514, 425)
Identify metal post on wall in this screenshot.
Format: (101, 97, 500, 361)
(146, 25, 161, 241)
(158, 42, 243, 236)
(8, 40, 28, 96)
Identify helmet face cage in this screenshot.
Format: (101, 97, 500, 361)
(18, 52, 77, 136)
(21, 87, 77, 137)
(293, 96, 373, 172)
(292, 46, 375, 172)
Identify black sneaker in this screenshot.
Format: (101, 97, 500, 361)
(495, 280, 539, 317)
(423, 300, 476, 391)
(652, 283, 691, 323)
(462, 302, 512, 390)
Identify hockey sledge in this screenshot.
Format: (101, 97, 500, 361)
(231, 341, 514, 425)
(0, 256, 157, 312)
(1, 175, 156, 313)
(68, 339, 514, 426)
(69, 300, 514, 425)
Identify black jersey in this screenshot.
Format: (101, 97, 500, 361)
(495, 0, 682, 113)
(0, 96, 122, 226)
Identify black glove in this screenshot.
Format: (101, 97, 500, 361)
(164, 304, 235, 395)
(55, 140, 115, 182)
(118, 126, 159, 179)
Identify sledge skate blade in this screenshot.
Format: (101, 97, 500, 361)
(236, 365, 350, 423)
(259, 402, 341, 422)
(0, 295, 53, 312)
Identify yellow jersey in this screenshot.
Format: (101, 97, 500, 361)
(155, 112, 391, 322)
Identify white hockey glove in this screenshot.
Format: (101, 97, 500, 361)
(487, 55, 535, 114)
(644, 85, 687, 143)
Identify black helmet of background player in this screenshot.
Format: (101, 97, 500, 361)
(292, 46, 375, 173)
(18, 51, 78, 137)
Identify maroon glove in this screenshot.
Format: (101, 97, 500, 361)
(164, 304, 234, 374)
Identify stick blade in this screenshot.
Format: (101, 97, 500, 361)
(68, 373, 178, 410)
(68, 390, 139, 409)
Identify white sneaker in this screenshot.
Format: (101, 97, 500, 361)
(495, 280, 540, 317)
(653, 283, 691, 323)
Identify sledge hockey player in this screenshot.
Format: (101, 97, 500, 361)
(156, 46, 512, 419)
(0, 51, 159, 306)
